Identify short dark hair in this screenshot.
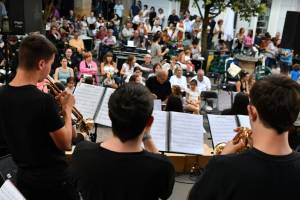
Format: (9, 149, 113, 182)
(232, 92, 249, 115)
(108, 83, 154, 142)
(250, 75, 300, 134)
(18, 34, 57, 70)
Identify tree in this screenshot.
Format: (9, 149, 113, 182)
(170, 0, 266, 64)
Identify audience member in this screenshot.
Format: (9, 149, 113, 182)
(146, 69, 171, 101)
(192, 69, 211, 93)
(166, 85, 183, 112)
(54, 57, 74, 84)
(185, 79, 201, 114)
(221, 92, 249, 115)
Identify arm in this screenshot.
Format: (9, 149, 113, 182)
(236, 81, 241, 92)
(70, 68, 74, 77)
(120, 64, 126, 76)
(49, 92, 75, 151)
(100, 62, 105, 75)
(54, 68, 59, 81)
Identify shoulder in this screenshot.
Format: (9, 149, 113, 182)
(73, 141, 99, 158)
(143, 152, 175, 170)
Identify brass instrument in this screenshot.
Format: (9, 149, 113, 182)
(46, 75, 94, 136)
(214, 127, 253, 155)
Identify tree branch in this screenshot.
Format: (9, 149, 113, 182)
(194, 0, 203, 19)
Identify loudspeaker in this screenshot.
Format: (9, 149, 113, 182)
(6, 0, 43, 34)
(281, 11, 300, 53)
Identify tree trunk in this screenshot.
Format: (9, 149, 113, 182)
(201, 5, 211, 71)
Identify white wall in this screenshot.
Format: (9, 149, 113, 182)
(141, 0, 180, 27)
(268, 0, 300, 36)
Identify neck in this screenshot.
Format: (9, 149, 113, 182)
(10, 67, 40, 86)
(252, 122, 292, 155)
(101, 135, 143, 153)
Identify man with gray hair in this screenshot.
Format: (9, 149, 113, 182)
(192, 69, 211, 93)
(102, 29, 117, 46)
(146, 69, 171, 101)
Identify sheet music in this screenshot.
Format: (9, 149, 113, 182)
(153, 99, 162, 111)
(208, 115, 237, 148)
(0, 180, 25, 200)
(94, 88, 115, 127)
(238, 115, 251, 128)
(169, 112, 204, 155)
(150, 111, 168, 152)
(73, 83, 105, 119)
(218, 90, 232, 111)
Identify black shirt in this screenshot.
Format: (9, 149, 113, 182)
(0, 85, 67, 183)
(189, 148, 300, 200)
(168, 14, 179, 26)
(69, 141, 175, 200)
(146, 76, 171, 101)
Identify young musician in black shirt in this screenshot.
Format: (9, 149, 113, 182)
(189, 75, 300, 200)
(69, 83, 175, 200)
(0, 35, 78, 199)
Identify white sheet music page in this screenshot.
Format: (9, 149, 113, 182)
(208, 115, 237, 148)
(150, 111, 168, 152)
(0, 180, 25, 200)
(73, 83, 105, 119)
(94, 88, 115, 127)
(238, 115, 251, 129)
(169, 112, 204, 155)
(153, 99, 162, 111)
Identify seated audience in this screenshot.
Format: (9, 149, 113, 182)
(54, 57, 74, 84)
(148, 63, 162, 78)
(69, 83, 175, 200)
(192, 69, 211, 93)
(166, 85, 183, 112)
(102, 29, 117, 46)
(146, 69, 172, 101)
(236, 70, 250, 93)
(65, 77, 75, 94)
(69, 31, 85, 54)
(189, 75, 300, 200)
(142, 54, 153, 78)
(169, 66, 187, 92)
(185, 79, 201, 114)
(79, 52, 98, 82)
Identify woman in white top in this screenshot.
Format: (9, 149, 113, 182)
(121, 55, 144, 83)
(185, 79, 201, 114)
(169, 66, 187, 92)
(212, 19, 224, 46)
(100, 52, 119, 85)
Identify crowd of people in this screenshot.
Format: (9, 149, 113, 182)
(0, 0, 300, 200)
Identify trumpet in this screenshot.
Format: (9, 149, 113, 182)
(46, 75, 94, 136)
(214, 127, 253, 155)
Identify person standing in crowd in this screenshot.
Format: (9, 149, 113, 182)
(146, 69, 172, 101)
(131, 0, 140, 18)
(69, 83, 175, 200)
(114, 0, 124, 24)
(243, 29, 254, 49)
(149, 7, 157, 28)
(151, 34, 169, 65)
(192, 69, 211, 93)
(157, 8, 166, 28)
(54, 57, 74, 85)
(212, 19, 224, 47)
(0, 35, 78, 199)
(87, 11, 97, 26)
(189, 75, 300, 200)
(279, 47, 293, 75)
(168, 9, 180, 27)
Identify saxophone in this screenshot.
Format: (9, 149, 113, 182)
(46, 75, 94, 136)
(214, 127, 253, 155)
